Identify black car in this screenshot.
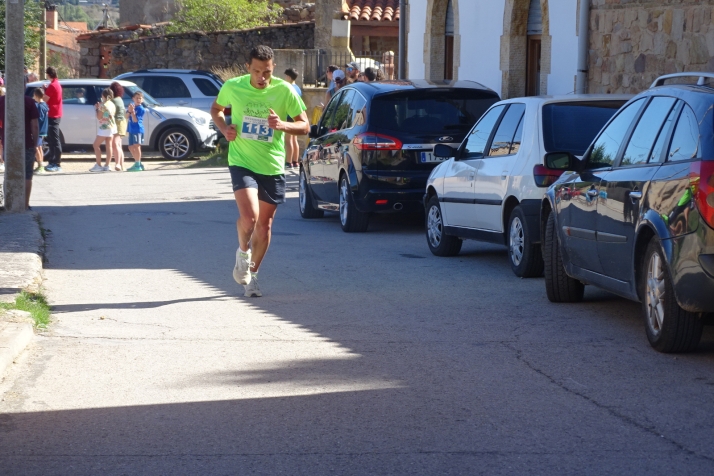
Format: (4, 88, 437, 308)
(299, 80, 500, 232)
(541, 72, 714, 353)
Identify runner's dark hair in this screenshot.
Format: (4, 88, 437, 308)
(249, 45, 274, 63)
(284, 68, 298, 80)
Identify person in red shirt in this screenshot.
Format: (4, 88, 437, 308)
(0, 95, 40, 209)
(42, 67, 63, 172)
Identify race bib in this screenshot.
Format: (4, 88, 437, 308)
(240, 115, 274, 142)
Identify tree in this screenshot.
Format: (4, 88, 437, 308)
(167, 0, 282, 34)
(0, 0, 44, 71)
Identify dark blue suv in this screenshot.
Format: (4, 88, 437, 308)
(540, 73, 714, 353)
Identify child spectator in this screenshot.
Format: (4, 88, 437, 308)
(126, 91, 145, 172)
(33, 88, 49, 171)
(110, 82, 127, 171)
(89, 88, 116, 172)
(284, 68, 302, 169)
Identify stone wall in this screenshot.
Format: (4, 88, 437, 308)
(588, 0, 714, 94)
(108, 22, 315, 77)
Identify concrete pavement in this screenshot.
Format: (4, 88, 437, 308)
(0, 166, 713, 474)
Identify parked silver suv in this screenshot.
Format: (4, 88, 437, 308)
(114, 69, 223, 113)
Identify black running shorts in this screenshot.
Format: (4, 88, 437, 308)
(229, 165, 286, 205)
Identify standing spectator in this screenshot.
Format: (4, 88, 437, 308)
(24, 67, 39, 86)
(375, 68, 386, 81)
(89, 88, 116, 172)
(325, 69, 345, 103)
(43, 67, 63, 172)
(362, 68, 377, 82)
(109, 82, 127, 171)
(126, 90, 146, 172)
(283, 68, 302, 169)
(323, 65, 340, 105)
(33, 88, 49, 171)
(345, 62, 360, 84)
(382, 51, 395, 80)
(0, 93, 40, 209)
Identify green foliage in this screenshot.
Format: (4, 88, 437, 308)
(167, 0, 283, 34)
(0, 0, 44, 71)
(57, 4, 91, 24)
(0, 290, 51, 328)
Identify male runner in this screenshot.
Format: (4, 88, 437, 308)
(211, 45, 308, 297)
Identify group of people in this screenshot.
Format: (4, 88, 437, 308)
(88, 82, 146, 173)
(323, 61, 387, 106)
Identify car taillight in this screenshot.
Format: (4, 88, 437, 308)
(533, 164, 565, 188)
(693, 160, 714, 228)
(354, 133, 403, 151)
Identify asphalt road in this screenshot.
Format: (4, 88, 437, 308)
(1, 166, 713, 475)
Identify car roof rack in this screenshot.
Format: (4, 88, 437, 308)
(651, 72, 714, 88)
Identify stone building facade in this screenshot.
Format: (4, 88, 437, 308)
(408, 0, 714, 99)
(107, 22, 315, 77)
(588, 0, 714, 94)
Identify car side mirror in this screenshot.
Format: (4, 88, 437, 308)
(433, 144, 455, 158)
(544, 151, 578, 171)
(309, 124, 319, 139)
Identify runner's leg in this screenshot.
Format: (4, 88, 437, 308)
(250, 199, 278, 271)
(234, 188, 260, 252)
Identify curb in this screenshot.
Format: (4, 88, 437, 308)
(0, 322, 34, 377)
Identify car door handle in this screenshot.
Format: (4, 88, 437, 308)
(176, 100, 189, 105)
(587, 189, 599, 197)
(468, 171, 475, 179)
(501, 170, 508, 180)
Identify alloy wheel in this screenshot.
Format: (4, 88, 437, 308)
(427, 205, 443, 248)
(163, 132, 190, 158)
(645, 252, 666, 335)
(509, 216, 524, 266)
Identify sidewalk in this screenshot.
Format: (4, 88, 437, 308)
(0, 211, 44, 377)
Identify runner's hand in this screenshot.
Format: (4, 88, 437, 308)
(224, 124, 237, 141)
(267, 109, 282, 131)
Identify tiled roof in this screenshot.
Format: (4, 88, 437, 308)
(342, 0, 400, 22)
(46, 28, 80, 51)
(63, 21, 88, 31)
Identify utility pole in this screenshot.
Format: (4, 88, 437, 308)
(398, 0, 407, 79)
(4, 0, 27, 212)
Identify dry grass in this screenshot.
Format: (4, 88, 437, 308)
(211, 65, 247, 82)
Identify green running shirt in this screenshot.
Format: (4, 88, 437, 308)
(216, 75, 306, 176)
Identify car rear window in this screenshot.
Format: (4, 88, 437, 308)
(542, 101, 626, 155)
(369, 90, 498, 135)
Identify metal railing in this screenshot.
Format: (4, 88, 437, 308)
(303, 50, 398, 87)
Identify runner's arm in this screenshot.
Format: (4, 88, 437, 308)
(268, 109, 309, 135)
(210, 100, 237, 140)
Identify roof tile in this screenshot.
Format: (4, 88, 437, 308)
(342, 0, 400, 22)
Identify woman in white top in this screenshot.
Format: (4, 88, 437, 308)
(90, 88, 117, 172)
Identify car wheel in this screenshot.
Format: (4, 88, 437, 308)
(543, 211, 584, 302)
(508, 206, 544, 278)
(425, 195, 462, 256)
(339, 175, 369, 232)
(159, 127, 194, 161)
(641, 239, 703, 353)
(299, 167, 324, 219)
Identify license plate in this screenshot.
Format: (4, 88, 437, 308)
(420, 151, 444, 163)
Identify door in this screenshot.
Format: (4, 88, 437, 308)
(191, 77, 221, 113)
(305, 91, 343, 202)
(322, 89, 357, 204)
(62, 85, 99, 145)
(596, 96, 677, 281)
(441, 105, 506, 228)
(560, 98, 646, 273)
(472, 103, 526, 231)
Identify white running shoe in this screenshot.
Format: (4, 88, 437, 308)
(89, 164, 104, 172)
(244, 276, 262, 297)
(233, 248, 253, 285)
